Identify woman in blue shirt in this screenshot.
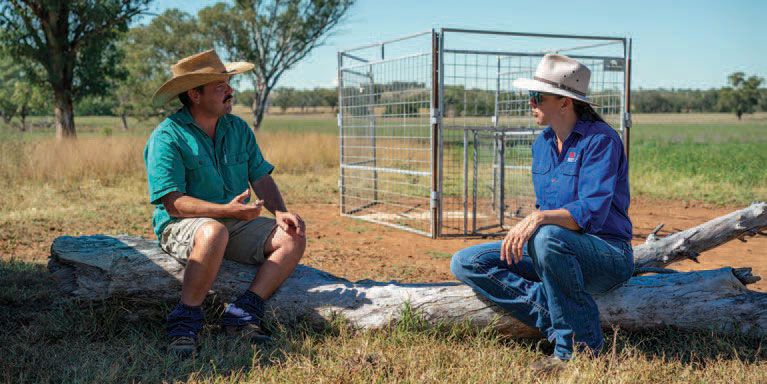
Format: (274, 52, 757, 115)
(451, 54, 633, 371)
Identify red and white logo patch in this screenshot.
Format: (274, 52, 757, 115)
(566, 151, 577, 162)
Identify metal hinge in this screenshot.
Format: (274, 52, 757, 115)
(623, 112, 632, 129)
(430, 191, 439, 209)
(430, 108, 441, 125)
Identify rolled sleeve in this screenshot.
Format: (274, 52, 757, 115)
(246, 129, 274, 183)
(562, 135, 620, 233)
(145, 133, 186, 205)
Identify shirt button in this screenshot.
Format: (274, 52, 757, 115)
(551, 178, 557, 182)
(198, 160, 203, 165)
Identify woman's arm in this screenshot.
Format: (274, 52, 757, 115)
(533, 209, 581, 231)
(502, 209, 579, 265)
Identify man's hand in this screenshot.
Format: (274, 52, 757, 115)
(501, 211, 544, 265)
(226, 189, 263, 221)
(275, 211, 306, 237)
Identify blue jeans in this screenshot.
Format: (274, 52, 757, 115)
(450, 225, 634, 360)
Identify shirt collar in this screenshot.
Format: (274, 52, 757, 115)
(572, 119, 590, 136)
(169, 106, 194, 126)
(169, 106, 231, 133)
(543, 119, 590, 142)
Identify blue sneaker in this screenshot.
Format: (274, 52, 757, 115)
(221, 291, 272, 343)
(166, 302, 204, 357)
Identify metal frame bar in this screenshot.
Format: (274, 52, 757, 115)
(340, 30, 433, 54)
(367, 64, 379, 203)
(441, 27, 626, 42)
(340, 52, 431, 71)
(623, 38, 633, 163)
(438, 29, 446, 238)
(430, 29, 440, 238)
(337, 52, 345, 215)
(495, 56, 505, 228)
(444, 49, 624, 62)
(340, 164, 430, 177)
(340, 52, 368, 63)
(338, 28, 631, 239)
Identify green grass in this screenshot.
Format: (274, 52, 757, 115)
(426, 250, 453, 259)
(630, 122, 767, 204)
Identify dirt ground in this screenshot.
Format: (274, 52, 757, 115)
(297, 198, 767, 292)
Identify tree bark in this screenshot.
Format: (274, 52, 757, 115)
(54, 88, 76, 139)
(633, 202, 767, 269)
(120, 113, 129, 131)
(19, 104, 28, 132)
(48, 203, 767, 337)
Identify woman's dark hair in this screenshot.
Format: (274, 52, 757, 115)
(178, 85, 205, 107)
(572, 100, 605, 123)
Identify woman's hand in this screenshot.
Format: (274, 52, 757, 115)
(501, 211, 544, 265)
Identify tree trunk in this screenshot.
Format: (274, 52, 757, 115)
(19, 104, 28, 132)
(48, 203, 767, 337)
(251, 76, 273, 130)
(120, 113, 129, 131)
(54, 88, 76, 139)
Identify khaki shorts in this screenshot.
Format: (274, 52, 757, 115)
(160, 217, 277, 265)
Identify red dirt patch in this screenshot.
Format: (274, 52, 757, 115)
(296, 199, 767, 291)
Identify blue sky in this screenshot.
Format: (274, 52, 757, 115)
(147, 0, 763, 90)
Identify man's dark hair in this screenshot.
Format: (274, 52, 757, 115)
(178, 85, 205, 107)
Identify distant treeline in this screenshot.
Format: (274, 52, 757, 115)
(632, 88, 767, 113)
(61, 86, 767, 117)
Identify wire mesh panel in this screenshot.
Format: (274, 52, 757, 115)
(339, 29, 631, 238)
(338, 32, 435, 236)
(438, 29, 629, 237)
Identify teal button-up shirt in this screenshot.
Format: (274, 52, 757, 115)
(144, 107, 274, 239)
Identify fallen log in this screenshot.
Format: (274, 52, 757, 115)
(633, 202, 767, 269)
(48, 203, 767, 337)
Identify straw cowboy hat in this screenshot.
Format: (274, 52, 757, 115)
(152, 50, 255, 107)
(512, 53, 598, 106)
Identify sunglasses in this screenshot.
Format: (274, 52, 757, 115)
(528, 91, 556, 105)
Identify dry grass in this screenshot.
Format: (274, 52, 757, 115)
(0, 136, 146, 185)
(0, 132, 338, 186)
(257, 132, 337, 173)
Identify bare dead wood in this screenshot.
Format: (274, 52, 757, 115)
(49, 203, 767, 337)
(633, 202, 767, 269)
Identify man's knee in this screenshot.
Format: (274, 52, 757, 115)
(272, 227, 306, 259)
(194, 221, 229, 250)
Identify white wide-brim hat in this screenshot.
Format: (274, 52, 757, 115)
(152, 50, 254, 107)
(512, 53, 599, 106)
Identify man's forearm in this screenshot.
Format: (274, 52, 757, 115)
(162, 192, 234, 219)
(251, 175, 287, 214)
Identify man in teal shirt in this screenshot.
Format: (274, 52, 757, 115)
(145, 50, 306, 356)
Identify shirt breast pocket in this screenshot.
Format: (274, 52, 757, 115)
(221, 151, 250, 195)
(183, 155, 223, 200)
(530, 162, 551, 209)
(558, 161, 580, 206)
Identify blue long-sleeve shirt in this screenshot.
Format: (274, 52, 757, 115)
(531, 119, 632, 243)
